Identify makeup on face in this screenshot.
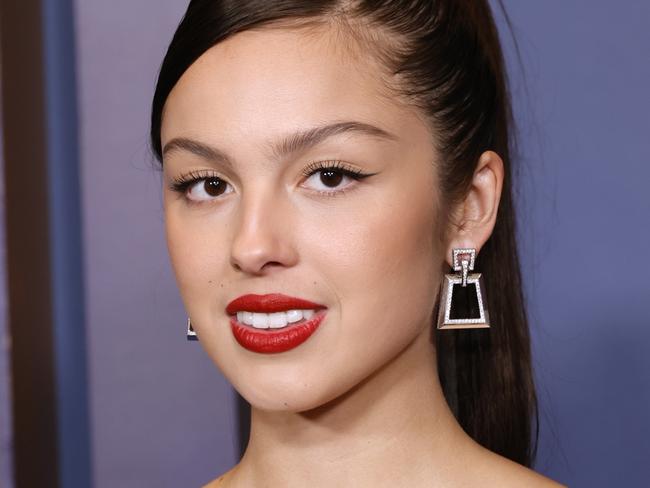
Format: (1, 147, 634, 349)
(161, 27, 440, 412)
(226, 293, 328, 353)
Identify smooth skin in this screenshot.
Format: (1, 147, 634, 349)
(161, 22, 564, 488)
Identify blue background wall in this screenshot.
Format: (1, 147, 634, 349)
(0, 1, 648, 487)
(496, 2, 650, 486)
(73, 1, 238, 487)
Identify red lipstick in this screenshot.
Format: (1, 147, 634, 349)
(226, 294, 327, 354)
(226, 293, 326, 314)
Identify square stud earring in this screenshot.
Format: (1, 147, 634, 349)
(187, 317, 199, 340)
(437, 248, 490, 330)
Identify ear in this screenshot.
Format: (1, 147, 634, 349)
(444, 150, 504, 266)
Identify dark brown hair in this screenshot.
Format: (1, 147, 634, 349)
(150, 0, 538, 467)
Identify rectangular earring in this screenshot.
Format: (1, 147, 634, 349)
(187, 317, 199, 340)
(437, 248, 490, 330)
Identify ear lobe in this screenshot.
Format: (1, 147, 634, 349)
(444, 150, 504, 263)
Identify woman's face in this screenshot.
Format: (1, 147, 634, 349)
(161, 25, 445, 411)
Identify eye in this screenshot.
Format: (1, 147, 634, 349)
(170, 171, 233, 203)
(301, 160, 373, 195)
(304, 168, 350, 191)
(187, 177, 232, 201)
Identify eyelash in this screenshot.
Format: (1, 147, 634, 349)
(169, 160, 372, 200)
(170, 170, 219, 194)
(300, 160, 370, 196)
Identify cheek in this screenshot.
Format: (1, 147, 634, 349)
(267, 184, 443, 409)
(306, 183, 441, 356)
(164, 207, 228, 307)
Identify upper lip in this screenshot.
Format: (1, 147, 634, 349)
(226, 293, 327, 314)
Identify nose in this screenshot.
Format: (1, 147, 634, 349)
(229, 186, 298, 275)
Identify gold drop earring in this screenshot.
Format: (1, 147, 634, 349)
(437, 248, 490, 329)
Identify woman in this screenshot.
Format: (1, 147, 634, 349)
(150, 1, 564, 486)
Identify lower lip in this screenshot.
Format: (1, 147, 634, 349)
(230, 310, 326, 354)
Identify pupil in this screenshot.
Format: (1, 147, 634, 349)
(204, 178, 225, 197)
(321, 170, 343, 187)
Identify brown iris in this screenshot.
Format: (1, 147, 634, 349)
(204, 177, 227, 197)
(320, 170, 343, 188)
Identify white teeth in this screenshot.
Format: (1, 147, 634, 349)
(268, 312, 288, 329)
(251, 313, 269, 329)
(286, 309, 303, 323)
(303, 310, 315, 320)
(235, 309, 317, 329)
(237, 311, 254, 325)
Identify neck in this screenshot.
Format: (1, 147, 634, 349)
(230, 327, 476, 487)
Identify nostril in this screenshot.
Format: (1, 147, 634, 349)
(250, 261, 285, 276)
(229, 220, 298, 273)
(230, 258, 284, 275)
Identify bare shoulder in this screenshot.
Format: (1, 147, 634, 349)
(490, 459, 565, 488)
(470, 447, 566, 488)
(201, 475, 225, 488)
(201, 466, 237, 488)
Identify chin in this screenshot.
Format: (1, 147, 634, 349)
(233, 368, 359, 414)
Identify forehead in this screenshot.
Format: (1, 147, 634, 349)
(161, 25, 421, 148)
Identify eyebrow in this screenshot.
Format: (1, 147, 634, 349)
(161, 121, 398, 167)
